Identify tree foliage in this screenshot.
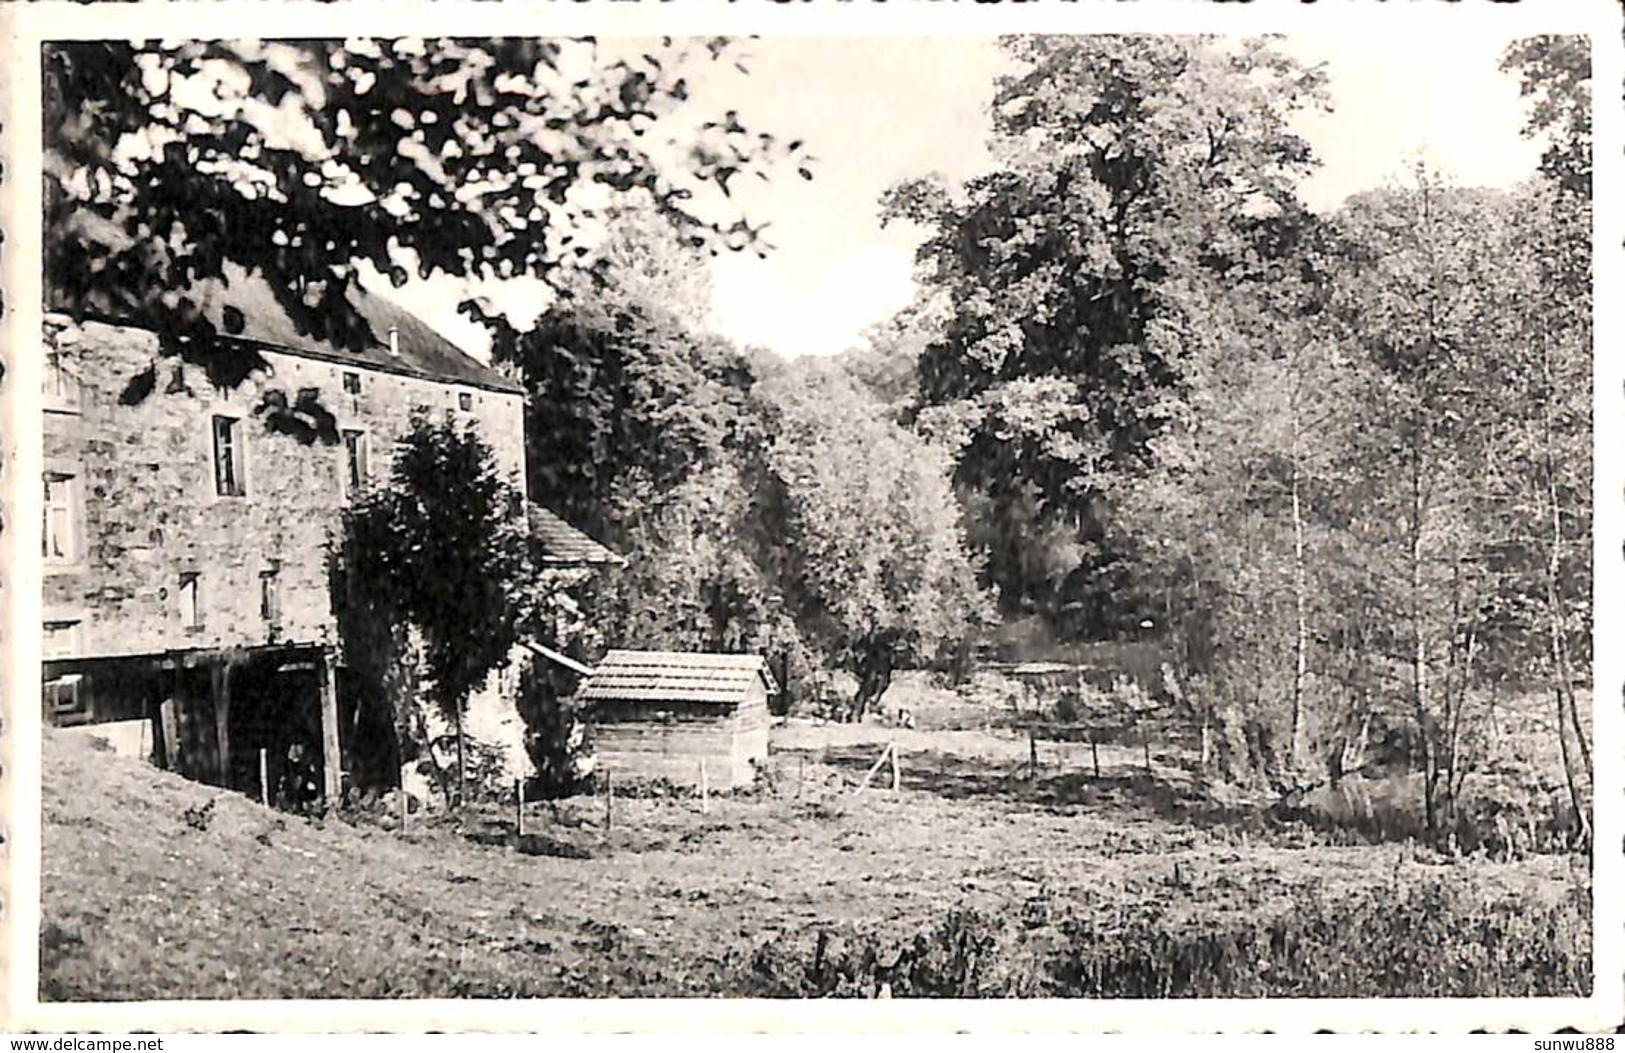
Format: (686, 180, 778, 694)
(1122, 169, 1591, 830)
(762, 363, 994, 718)
(886, 35, 1329, 623)
(485, 293, 762, 540)
(1500, 35, 1592, 198)
(883, 34, 1591, 845)
(338, 415, 532, 806)
(44, 37, 806, 418)
(596, 464, 794, 654)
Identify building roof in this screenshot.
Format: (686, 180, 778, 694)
(578, 650, 778, 706)
(49, 211, 523, 395)
(528, 504, 626, 568)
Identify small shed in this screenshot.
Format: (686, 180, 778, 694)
(578, 650, 776, 789)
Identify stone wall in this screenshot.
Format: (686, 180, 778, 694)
(42, 313, 528, 660)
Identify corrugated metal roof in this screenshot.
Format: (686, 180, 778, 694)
(528, 503, 625, 568)
(578, 650, 778, 706)
(50, 211, 523, 394)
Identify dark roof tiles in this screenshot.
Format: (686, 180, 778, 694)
(528, 504, 625, 568)
(50, 211, 522, 394)
(191, 263, 525, 395)
(578, 650, 778, 706)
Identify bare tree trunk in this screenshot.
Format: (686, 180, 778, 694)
(1439, 558, 1463, 830)
(850, 647, 894, 723)
(1289, 445, 1309, 772)
(1409, 443, 1437, 837)
(1540, 341, 1590, 844)
(1443, 620, 1476, 831)
(455, 708, 468, 813)
(1553, 683, 1588, 845)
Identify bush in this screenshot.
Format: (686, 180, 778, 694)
(421, 733, 510, 807)
(1047, 877, 1589, 997)
(514, 657, 593, 800)
(746, 908, 1029, 998)
(739, 873, 1591, 998)
(1281, 772, 1588, 856)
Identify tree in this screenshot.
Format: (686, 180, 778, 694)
(482, 290, 763, 540)
(1501, 36, 1592, 197)
(1317, 170, 1593, 841)
(556, 197, 721, 332)
(1121, 208, 1360, 783)
(44, 38, 808, 421)
(884, 35, 1328, 626)
(1499, 34, 1593, 843)
(513, 565, 603, 799)
(598, 464, 797, 653)
(338, 415, 532, 809)
(762, 363, 993, 719)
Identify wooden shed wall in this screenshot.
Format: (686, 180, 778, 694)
(589, 683, 769, 788)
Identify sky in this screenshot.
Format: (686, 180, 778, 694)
(390, 32, 1549, 362)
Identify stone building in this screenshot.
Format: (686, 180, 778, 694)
(40, 259, 590, 805)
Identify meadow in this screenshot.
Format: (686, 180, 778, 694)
(39, 676, 1590, 1000)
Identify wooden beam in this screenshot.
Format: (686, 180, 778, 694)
(522, 640, 595, 678)
(857, 742, 892, 792)
(158, 697, 179, 772)
(318, 646, 342, 803)
(211, 658, 232, 789)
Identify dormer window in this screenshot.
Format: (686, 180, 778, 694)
(458, 392, 473, 412)
(342, 371, 362, 395)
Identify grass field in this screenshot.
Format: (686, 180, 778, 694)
(40, 693, 1590, 1000)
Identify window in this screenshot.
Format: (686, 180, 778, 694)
(43, 619, 82, 659)
(458, 391, 473, 411)
(42, 472, 78, 565)
(43, 674, 86, 724)
(342, 371, 362, 395)
(212, 416, 245, 497)
(260, 567, 282, 625)
(341, 429, 370, 498)
(178, 572, 202, 631)
(44, 351, 80, 412)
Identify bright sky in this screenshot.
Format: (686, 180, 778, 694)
(392, 33, 1549, 361)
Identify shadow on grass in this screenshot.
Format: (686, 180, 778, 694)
(806, 743, 1586, 855)
(797, 744, 1462, 850)
(808, 744, 1232, 825)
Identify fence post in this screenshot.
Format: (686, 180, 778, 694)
(259, 747, 269, 808)
(857, 743, 891, 792)
(1028, 727, 1038, 780)
(400, 786, 409, 834)
(700, 758, 710, 814)
(605, 769, 614, 833)
(1142, 723, 1152, 775)
(515, 777, 525, 838)
(1090, 735, 1100, 779)
(889, 741, 900, 792)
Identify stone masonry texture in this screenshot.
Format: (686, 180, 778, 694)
(43, 313, 528, 661)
